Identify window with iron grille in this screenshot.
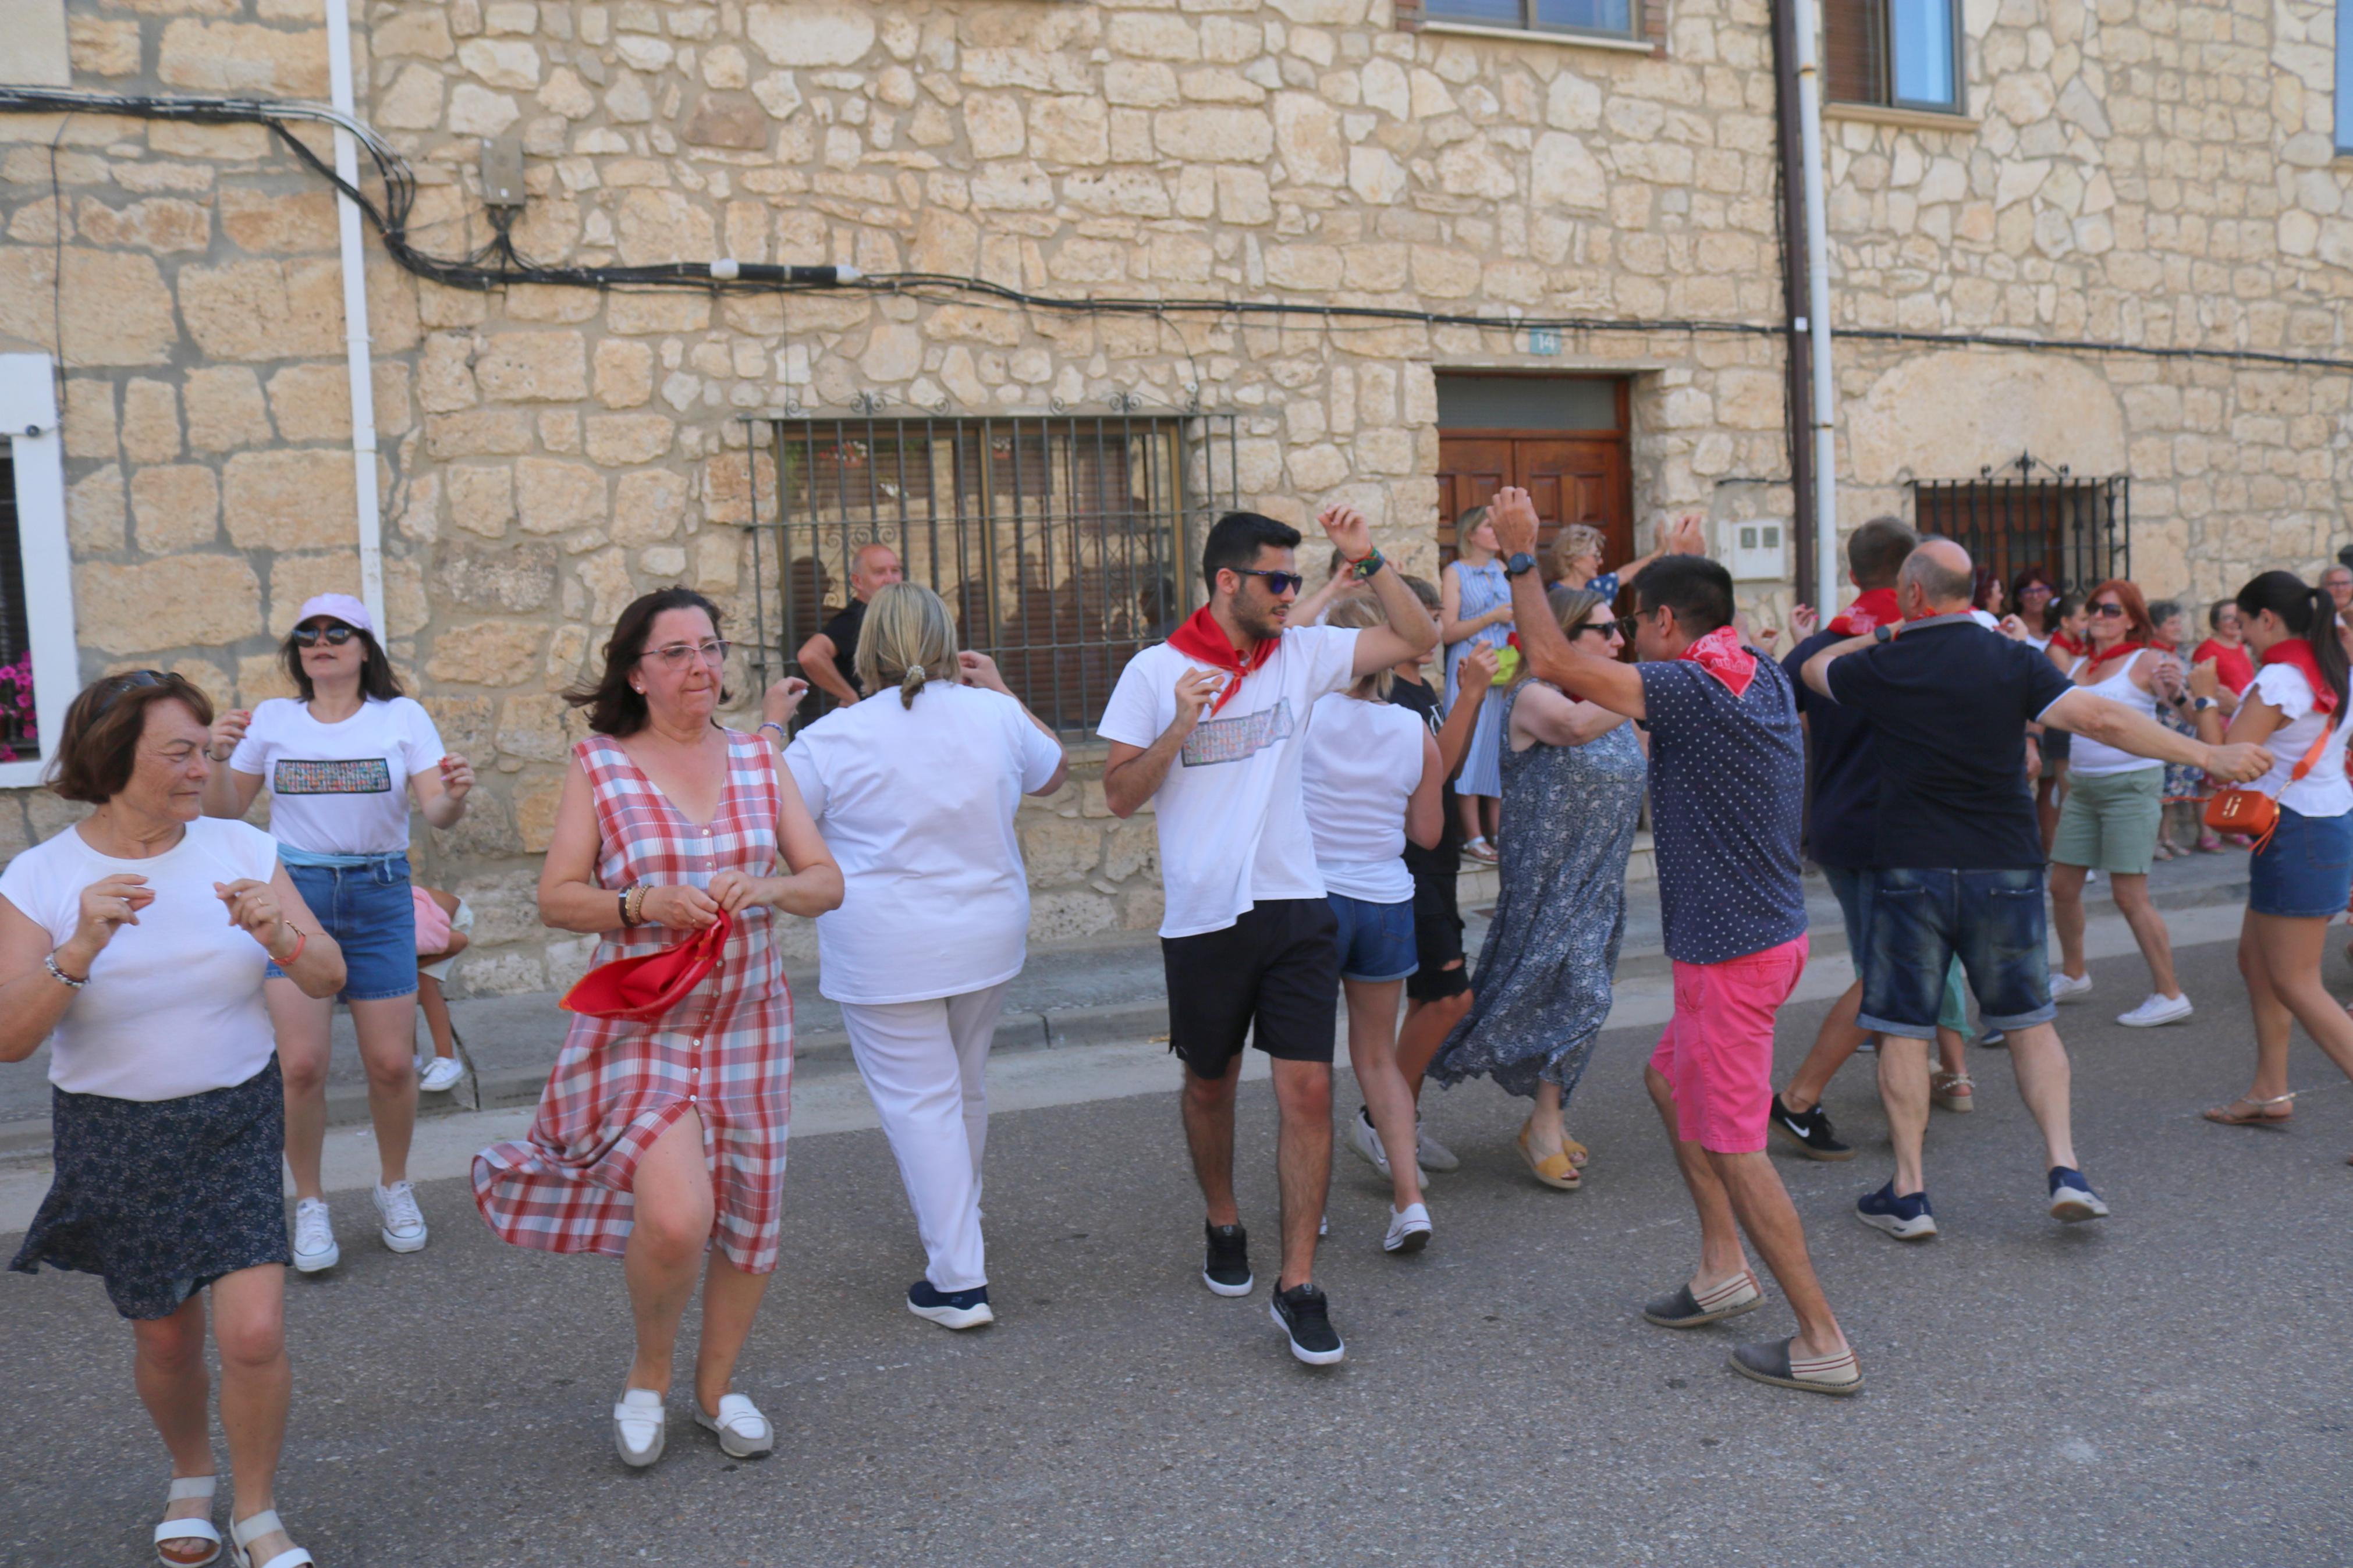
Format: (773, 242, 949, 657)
(1422, 0, 1642, 41)
(1826, 0, 1963, 114)
(743, 413, 1239, 735)
(0, 445, 31, 762)
(1910, 468, 2129, 596)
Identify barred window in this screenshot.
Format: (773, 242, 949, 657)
(1911, 470, 2129, 595)
(0, 353, 75, 787)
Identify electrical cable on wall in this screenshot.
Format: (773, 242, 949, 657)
(10, 84, 2353, 378)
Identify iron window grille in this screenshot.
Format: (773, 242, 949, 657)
(1910, 458, 2129, 596)
(0, 445, 32, 762)
(741, 411, 1240, 735)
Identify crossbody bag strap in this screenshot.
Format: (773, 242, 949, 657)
(2284, 716, 2340, 785)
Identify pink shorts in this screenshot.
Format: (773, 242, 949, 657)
(1648, 934, 1809, 1154)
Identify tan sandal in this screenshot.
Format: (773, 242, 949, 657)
(2203, 1092, 2295, 1126)
(1562, 1136, 1589, 1168)
(1518, 1126, 1581, 1190)
(1930, 1071, 1975, 1114)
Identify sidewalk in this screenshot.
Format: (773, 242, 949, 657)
(0, 844, 2256, 1158)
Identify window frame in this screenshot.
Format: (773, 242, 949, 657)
(0, 353, 80, 790)
(1420, 0, 1646, 47)
(2336, 0, 2353, 154)
(1826, 0, 1967, 118)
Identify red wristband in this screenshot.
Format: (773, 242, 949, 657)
(273, 927, 307, 967)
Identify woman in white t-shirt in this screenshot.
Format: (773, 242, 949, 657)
(2188, 572, 2353, 1150)
(1, 672, 345, 1568)
(1302, 596, 1445, 1255)
(201, 593, 473, 1276)
(775, 584, 1066, 1330)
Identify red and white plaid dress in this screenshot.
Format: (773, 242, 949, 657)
(472, 730, 793, 1274)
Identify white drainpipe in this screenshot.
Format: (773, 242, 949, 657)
(323, 0, 385, 633)
(1791, 0, 1840, 606)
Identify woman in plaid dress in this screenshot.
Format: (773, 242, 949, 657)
(473, 589, 840, 1470)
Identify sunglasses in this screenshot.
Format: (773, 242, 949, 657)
(2089, 602, 2129, 618)
(1234, 568, 1305, 596)
(95, 669, 191, 713)
(1573, 618, 1626, 639)
(292, 624, 359, 648)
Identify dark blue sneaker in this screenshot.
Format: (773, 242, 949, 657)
(906, 1279, 993, 1329)
(2046, 1167, 2110, 1223)
(1855, 1181, 1937, 1240)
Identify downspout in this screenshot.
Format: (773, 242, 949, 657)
(1790, 0, 1841, 610)
(1769, 0, 1816, 604)
(323, 0, 385, 632)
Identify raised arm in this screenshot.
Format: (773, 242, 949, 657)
(1800, 631, 1879, 699)
(1431, 645, 1497, 777)
(1102, 667, 1223, 818)
(1488, 486, 1646, 720)
(1607, 511, 1703, 588)
(199, 706, 264, 820)
(2040, 689, 2271, 783)
(960, 650, 1070, 797)
(410, 752, 474, 831)
(1318, 505, 1438, 676)
(1509, 681, 1628, 749)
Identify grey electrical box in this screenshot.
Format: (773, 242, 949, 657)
(481, 138, 526, 210)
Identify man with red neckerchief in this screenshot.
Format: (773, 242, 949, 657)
(1488, 486, 1860, 1397)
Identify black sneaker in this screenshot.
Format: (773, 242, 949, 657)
(1269, 1282, 1346, 1365)
(1769, 1094, 1854, 1161)
(1202, 1222, 1252, 1297)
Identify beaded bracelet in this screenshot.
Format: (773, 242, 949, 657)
(42, 951, 87, 990)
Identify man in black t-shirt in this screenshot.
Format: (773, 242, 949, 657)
(1804, 539, 2271, 1239)
(796, 543, 903, 717)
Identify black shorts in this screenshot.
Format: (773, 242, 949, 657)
(1161, 898, 1340, 1079)
(1404, 869, 1471, 1003)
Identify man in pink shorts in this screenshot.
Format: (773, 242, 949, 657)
(1487, 488, 1859, 1396)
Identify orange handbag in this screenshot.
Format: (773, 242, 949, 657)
(559, 910, 730, 1022)
(2205, 724, 2335, 850)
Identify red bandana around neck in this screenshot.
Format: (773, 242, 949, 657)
(2048, 631, 2087, 658)
(1827, 587, 1901, 637)
(2085, 638, 2146, 673)
(2260, 638, 2341, 713)
(1166, 605, 1275, 716)
(1678, 624, 1757, 697)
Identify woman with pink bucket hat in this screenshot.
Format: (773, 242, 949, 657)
(201, 593, 475, 1276)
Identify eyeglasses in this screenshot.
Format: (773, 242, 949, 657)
(291, 624, 358, 648)
(1234, 568, 1305, 596)
(2089, 602, 2130, 618)
(95, 669, 190, 714)
(2017, 584, 2053, 598)
(639, 638, 732, 670)
(1571, 620, 1623, 640)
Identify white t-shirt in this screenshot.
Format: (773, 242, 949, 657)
(1301, 691, 1426, 904)
(2246, 662, 2353, 818)
(1097, 626, 1361, 938)
(0, 817, 279, 1100)
(230, 696, 447, 855)
(786, 683, 1064, 1005)
(2067, 651, 2164, 778)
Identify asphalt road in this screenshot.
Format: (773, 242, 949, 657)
(6, 936, 2351, 1567)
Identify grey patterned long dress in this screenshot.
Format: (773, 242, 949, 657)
(1430, 681, 1647, 1100)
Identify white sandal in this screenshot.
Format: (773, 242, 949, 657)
(613, 1387, 666, 1467)
(693, 1392, 774, 1458)
(227, 1509, 313, 1568)
(155, 1476, 222, 1567)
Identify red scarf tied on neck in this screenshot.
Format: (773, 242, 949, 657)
(2261, 638, 2341, 713)
(1166, 605, 1275, 717)
(1678, 624, 1757, 698)
(2085, 638, 2146, 673)
(1827, 587, 1901, 637)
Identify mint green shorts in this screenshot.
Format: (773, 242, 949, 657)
(2053, 767, 2162, 875)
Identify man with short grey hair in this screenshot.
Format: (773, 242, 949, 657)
(1802, 539, 2272, 1239)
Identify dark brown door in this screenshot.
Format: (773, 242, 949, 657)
(1436, 431, 1631, 580)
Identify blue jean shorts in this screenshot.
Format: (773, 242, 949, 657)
(269, 853, 418, 1002)
(2248, 806, 2353, 919)
(1823, 864, 1970, 1033)
(1326, 892, 1418, 984)
(1858, 867, 2053, 1039)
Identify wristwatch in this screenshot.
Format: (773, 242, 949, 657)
(1504, 551, 1537, 578)
(1872, 624, 1895, 644)
(2190, 695, 2217, 713)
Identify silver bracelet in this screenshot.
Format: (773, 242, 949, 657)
(43, 952, 87, 990)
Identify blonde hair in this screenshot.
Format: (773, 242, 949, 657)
(1552, 523, 1607, 581)
(852, 582, 961, 709)
(1326, 594, 1393, 701)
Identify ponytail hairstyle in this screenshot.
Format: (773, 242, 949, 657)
(1327, 593, 1394, 701)
(2235, 570, 2350, 712)
(852, 582, 962, 709)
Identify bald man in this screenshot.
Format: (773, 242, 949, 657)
(798, 543, 904, 712)
(1802, 539, 2270, 1240)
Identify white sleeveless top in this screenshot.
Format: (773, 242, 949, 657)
(1302, 692, 1428, 904)
(2069, 649, 2162, 777)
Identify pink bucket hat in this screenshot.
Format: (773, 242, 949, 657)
(293, 592, 374, 635)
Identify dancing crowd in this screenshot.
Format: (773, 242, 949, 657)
(8, 492, 2353, 1562)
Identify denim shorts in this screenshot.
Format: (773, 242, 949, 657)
(1822, 864, 1970, 1032)
(1859, 867, 2053, 1038)
(269, 853, 419, 1002)
(2248, 806, 2353, 919)
(1327, 892, 1419, 984)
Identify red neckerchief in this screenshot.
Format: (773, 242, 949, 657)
(2261, 638, 2341, 713)
(2085, 638, 2146, 673)
(1166, 605, 1275, 717)
(1827, 588, 1901, 637)
(2049, 631, 2086, 658)
(1678, 625, 1756, 698)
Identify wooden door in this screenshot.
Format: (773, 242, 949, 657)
(1436, 432, 1631, 581)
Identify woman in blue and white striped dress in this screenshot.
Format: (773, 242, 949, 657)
(1441, 506, 1514, 862)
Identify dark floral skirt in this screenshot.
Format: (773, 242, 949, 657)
(10, 1059, 290, 1320)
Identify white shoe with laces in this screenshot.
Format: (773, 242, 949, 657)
(417, 1055, 464, 1094)
(290, 1199, 338, 1274)
(1383, 1203, 1432, 1254)
(1346, 1107, 1427, 1185)
(372, 1181, 428, 1253)
(2048, 971, 2095, 1003)
(2116, 991, 2192, 1027)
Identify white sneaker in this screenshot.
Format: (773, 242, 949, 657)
(292, 1197, 339, 1274)
(2116, 992, 2192, 1028)
(1383, 1203, 1432, 1255)
(1347, 1106, 1392, 1176)
(1414, 1120, 1460, 1173)
(418, 1055, 464, 1094)
(2048, 971, 2095, 1004)
(372, 1181, 428, 1253)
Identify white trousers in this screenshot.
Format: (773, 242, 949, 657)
(838, 983, 1007, 1293)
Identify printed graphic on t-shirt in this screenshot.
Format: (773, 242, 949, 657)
(1181, 700, 1295, 767)
(274, 758, 393, 795)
